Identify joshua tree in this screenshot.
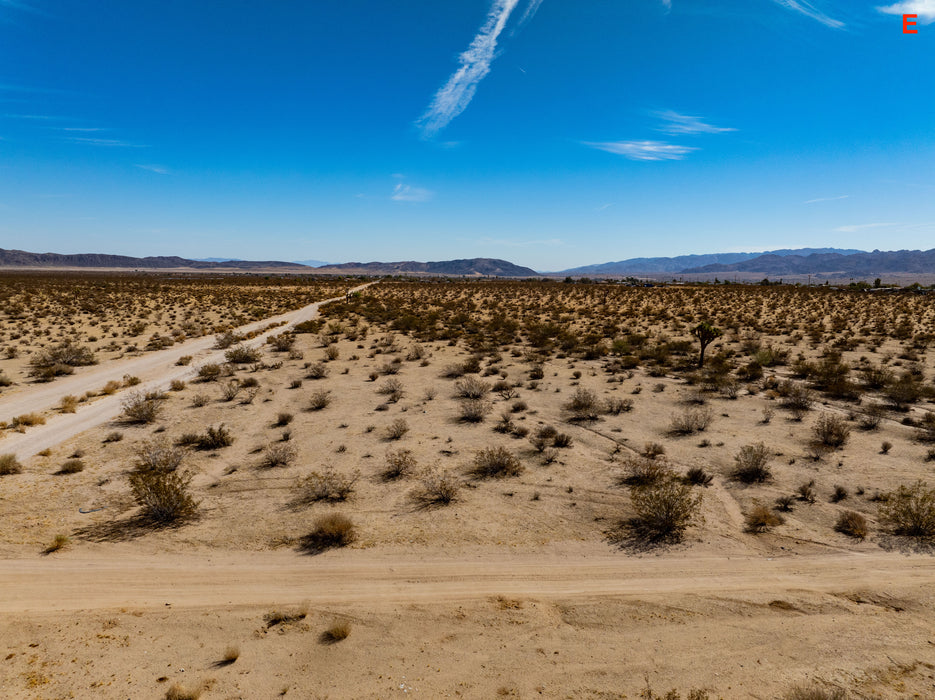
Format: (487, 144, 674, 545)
(691, 321, 722, 368)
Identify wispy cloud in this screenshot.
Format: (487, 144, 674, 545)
(67, 137, 146, 147)
(805, 194, 849, 204)
(58, 126, 107, 132)
(516, 0, 544, 28)
(392, 183, 433, 202)
(769, 0, 845, 29)
(416, 0, 521, 138)
(877, 0, 935, 23)
(834, 222, 898, 233)
(654, 110, 736, 135)
(583, 140, 697, 161)
(135, 164, 170, 175)
(660, 0, 672, 9)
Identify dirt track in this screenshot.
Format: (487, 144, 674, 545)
(3, 549, 932, 614)
(0, 282, 373, 459)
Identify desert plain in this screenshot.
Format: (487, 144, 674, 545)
(2, 274, 935, 699)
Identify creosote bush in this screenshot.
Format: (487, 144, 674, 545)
(668, 406, 713, 435)
(261, 442, 297, 468)
(629, 477, 702, 543)
(308, 389, 332, 410)
(470, 446, 523, 479)
(384, 418, 409, 440)
(413, 467, 461, 505)
(878, 481, 935, 538)
(301, 513, 356, 552)
(835, 510, 869, 539)
(812, 413, 850, 448)
(382, 448, 417, 480)
(565, 387, 600, 421)
(731, 443, 772, 483)
(0, 453, 24, 475)
(120, 390, 165, 424)
(129, 467, 198, 524)
(297, 467, 359, 503)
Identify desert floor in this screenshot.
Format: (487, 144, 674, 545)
(2, 279, 935, 699)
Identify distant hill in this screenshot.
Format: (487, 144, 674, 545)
(314, 258, 537, 277)
(683, 249, 935, 276)
(0, 249, 311, 270)
(558, 248, 865, 275)
(292, 259, 331, 268)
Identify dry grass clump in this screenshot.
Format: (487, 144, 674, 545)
(120, 390, 166, 424)
(59, 394, 78, 413)
(178, 424, 234, 450)
(308, 389, 332, 411)
(878, 481, 935, 538)
(744, 504, 784, 533)
(628, 477, 703, 543)
(296, 467, 359, 503)
(684, 466, 713, 486)
(264, 603, 308, 627)
(219, 645, 240, 665)
(320, 621, 351, 644)
(261, 442, 297, 468)
(300, 513, 356, 552)
(384, 418, 409, 440)
(164, 681, 204, 700)
(812, 413, 850, 448)
(668, 406, 713, 435)
(731, 443, 772, 483)
(454, 376, 490, 399)
(835, 510, 869, 539)
(11, 412, 46, 428)
(458, 398, 492, 423)
(412, 467, 461, 505)
(619, 454, 673, 487)
(783, 684, 847, 700)
(381, 448, 417, 480)
(57, 458, 85, 475)
(470, 446, 523, 479)
(43, 533, 70, 554)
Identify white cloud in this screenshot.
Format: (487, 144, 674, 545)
(661, 0, 672, 8)
(804, 194, 848, 204)
(877, 0, 935, 23)
(516, 0, 544, 28)
(67, 137, 146, 147)
(416, 0, 521, 138)
(654, 110, 736, 135)
(135, 164, 171, 175)
(583, 140, 698, 161)
(392, 183, 434, 202)
(770, 0, 845, 28)
(834, 222, 898, 233)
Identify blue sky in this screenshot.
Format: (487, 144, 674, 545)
(1, 0, 933, 271)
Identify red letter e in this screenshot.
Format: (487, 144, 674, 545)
(904, 14, 918, 33)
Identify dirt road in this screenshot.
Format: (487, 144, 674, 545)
(0, 282, 373, 459)
(2, 549, 931, 614)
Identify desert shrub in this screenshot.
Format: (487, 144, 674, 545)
(857, 403, 885, 431)
(642, 442, 666, 459)
(261, 442, 297, 468)
(780, 384, 814, 418)
(880, 440, 892, 455)
(565, 387, 600, 421)
(377, 378, 405, 403)
(511, 400, 528, 413)
(28, 340, 96, 378)
(783, 684, 847, 700)
(305, 361, 328, 379)
(0, 453, 23, 475)
(629, 477, 702, 543)
(916, 412, 935, 443)
(191, 392, 211, 407)
(11, 412, 46, 428)
(552, 432, 573, 448)
(384, 418, 409, 440)
(274, 412, 294, 427)
(775, 494, 795, 511)
(169, 379, 186, 391)
(297, 467, 359, 502)
(320, 621, 351, 644)
(412, 467, 461, 505)
(267, 332, 295, 351)
(884, 372, 923, 410)
(684, 466, 713, 486)
(129, 467, 198, 523)
(58, 458, 85, 474)
(745, 504, 784, 533)
(668, 406, 713, 435)
(731, 443, 772, 483)
(812, 413, 850, 448)
(382, 448, 416, 480)
(44, 533, 70, 554)
(835, 510, 869, 539)
(830, 485, 849, 503)
(195, 424, 234, 450)
(103, 431, 124, 443)
(458, 399, 491, 423)
(604, 397, 633, 415)
(176, 355, 192, 366)
(196, 363, 222, 382)
(470, 446, 523, 478)
(59, 394, 78, 413)
(878, 481, 935, 538)
(454, 376, 490, 399)
(493, 412, 515, 434)
(619, 454, 673, 487)
(301, 513, 356, 552)
(798, 480, 817, 503)
(220, 380, 242, 401)
(529, 425, 558, 452)
(213, 330, 242, 349)
(308, 389, 332, 410)
(135, 438, 184, 472)
(120, 391, 165, 424)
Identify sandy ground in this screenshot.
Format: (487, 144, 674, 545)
(3, 282, 935, 698)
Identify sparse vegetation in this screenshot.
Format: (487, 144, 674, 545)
(878, 481, 935, 538)
(731, 443, 772, 483)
